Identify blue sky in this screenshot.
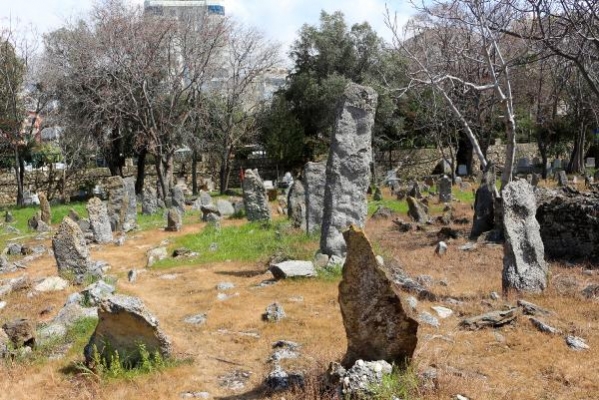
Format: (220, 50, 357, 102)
(0, 0, 414, 55)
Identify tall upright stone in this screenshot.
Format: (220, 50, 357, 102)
(304, 161, 326, 234)
(38, 193, 52, 225)
(320, 83, 378, 257)
(106, 176, 127, 232)
(86, 197, 113, 244)
(242, 169, 271, 222)
(123, 177, 137, 231)
(556, 170, 568, 187)
(437, 175, 452, 203)
(142, 186, 158, 215)
(470, 166, 497, 239)
(339, 226, 418, 368)
(171, 185, 186, 215)
(502, 180, 548, 293)
(287, 180, 306, 231)
(52, 217, 90, 279)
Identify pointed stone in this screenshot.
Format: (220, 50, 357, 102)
(339, 226, 418, 368)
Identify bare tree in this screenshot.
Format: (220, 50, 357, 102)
(387, 0, 531, 189)
(201, 22, 281, 194)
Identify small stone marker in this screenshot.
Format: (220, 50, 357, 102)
(38, 193, 52, 224)
(437, 175, 452, 203)
(166, 208, 182, 232)
(52, 217, 91, 280)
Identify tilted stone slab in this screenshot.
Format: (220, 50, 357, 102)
(339, 226, 418, 368)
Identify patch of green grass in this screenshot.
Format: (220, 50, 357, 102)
(316, 263, 343, 282)
(369, 365, 420, 400)
(152, 221, 318, 269)
(87, 342, 171, 380)
(452, 186, 475, 204)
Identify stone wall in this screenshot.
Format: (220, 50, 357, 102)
(375, 142, 541, 180)
(536, 188, 599, 262)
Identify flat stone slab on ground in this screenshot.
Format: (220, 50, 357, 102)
(460, 308, 518, 330)
(269, 261, 316, 280)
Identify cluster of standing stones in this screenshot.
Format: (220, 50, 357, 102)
(2, 81, 599, 396)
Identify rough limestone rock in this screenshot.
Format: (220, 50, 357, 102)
(38, 193, 52, 224)
(242, 169, 271, 222)
(470, 167, 497, 239)
(147, 247, 168, 267)
(2, 318, 35, 348)
(52, 217, 91, 279)
(171, 186, 186, 215)
(34, 276, 69, 292)
(199, 191, 212, 207)
(460, 308, 518, 330)
(216, 199, 235, 216)
(536, 188, 599, 261)
(142, 186, 158, 215)
(106, 176, 128, 232)
(166, 208, 182, 232)
(287, 180, 306, 230)
(339, 226, 418, 367)
(502, 180, 548, 293)
(123, 177, 137, 231)
(304, 161, 327, 234)
(407, 196, 429, 223)
(320, 83, 377, 257)
(262, 302, 286, 322)
(86, 197, 113, 244)
(84, 294, 171, 366)
(200, 204, 221, 222)
(437, 175, 452, 203)
(269, 260, 316, 280)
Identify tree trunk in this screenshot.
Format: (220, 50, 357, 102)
(568, 127, 585, 174)
(155, 157, 166, 200)
(500, 113, 516, 190)
(192, 150, 198, 195)
(14, 148, 24, 207)
(135, 148, 147, 195)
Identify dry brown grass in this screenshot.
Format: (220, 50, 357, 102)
(1, 194, 599, 400)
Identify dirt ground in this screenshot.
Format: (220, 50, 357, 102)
(1, 195, 599, 400)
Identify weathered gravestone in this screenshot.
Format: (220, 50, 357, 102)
(437, 175, 452, 203)
(502, 180, 548, 293)
(123, 177, 137, 231)
(216, 199, 235, 216)
(287, 180, 306, 231)
(142, 186, 158, 215)
(556, 170, 568, 187)
(242, 169, 271, 222)
(171, 186, 186, 215)
(106, 176, 128, 232)
(52, 217, 90, 279)
(407, 181, 421, 199)
(87, 197, 113, 244)
(166, 208, 182, 232)
(84, 295, 172, 367)
(321, 83, 377, 257)
(38, 193, 51, 224)
(470, 166, 497, 239)
(304, 161, 326, 234)
(339, 226, 418, 367)
(406, 196, 428, 223)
